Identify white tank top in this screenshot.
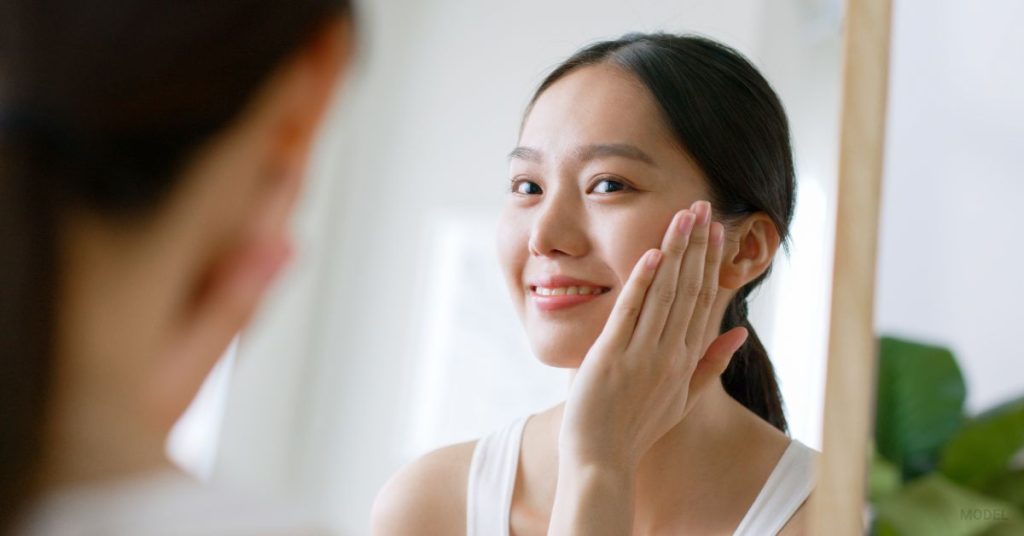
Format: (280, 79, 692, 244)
(466, 416, 818, 536)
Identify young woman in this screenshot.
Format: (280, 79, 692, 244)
(0, 1, 354, 533)
(372, 33, 815, 535)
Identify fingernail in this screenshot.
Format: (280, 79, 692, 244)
(735, 328, 750, 351)
(645, 249, 663, 270)
(677, 211, 695, 234)
(696, 201, 711, 226)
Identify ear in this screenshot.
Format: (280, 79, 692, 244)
(719, 213, 781, 290)
(142, 19, 355, 428)
(262, 17, 355, 229)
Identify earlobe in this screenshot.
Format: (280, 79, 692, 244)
(718, 214, 781, 290)
(146, 234, 292, 429)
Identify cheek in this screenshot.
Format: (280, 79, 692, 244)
(597, 211, 672, 285)
(496, 207, 528, 292)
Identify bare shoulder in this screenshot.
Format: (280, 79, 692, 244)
(776, 492, 812, 536)
(370, 440, 478, 536)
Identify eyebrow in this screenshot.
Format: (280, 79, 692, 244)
(508, 143, 656, 166)
(508, 146, 543, 162)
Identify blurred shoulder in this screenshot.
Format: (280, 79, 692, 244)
(16, 470, 329, 536)
(370, 440, 478, 536)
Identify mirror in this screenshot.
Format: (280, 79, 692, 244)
(170, 1, 849, 533)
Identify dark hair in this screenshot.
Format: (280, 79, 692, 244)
(0, 0, 352, 528)
(528, 33, 795, 432)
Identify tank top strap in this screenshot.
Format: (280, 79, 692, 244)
(733, 438, 819, 535)
(466, 416, 529, 536)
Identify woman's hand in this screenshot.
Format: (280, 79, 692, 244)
(548, 200, 749, 535)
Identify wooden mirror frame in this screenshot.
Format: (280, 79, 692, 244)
(807, 0, 893, 532)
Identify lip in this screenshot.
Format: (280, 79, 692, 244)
(526, 274, 612, 312)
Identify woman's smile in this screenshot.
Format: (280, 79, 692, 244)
(495, 64, 710, 366)
(527, 274, 612, 312)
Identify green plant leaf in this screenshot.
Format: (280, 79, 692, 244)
(873, 519, 902, 536)
(941, 396, 1024, 490)
(875, 336, 967, 480)
(978, 519, 1024, 536)
(985, 469, 1024, 511)
(873, 474, 1023, 536)
(871, 451, 903, 502)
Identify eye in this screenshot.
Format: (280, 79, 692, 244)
(511, 179, 542, 195)
(591, 177, 631, 194)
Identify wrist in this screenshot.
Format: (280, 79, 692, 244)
(556, 456, 636, 491)
(558, 438, 640, 476)
(549, 461, 636, 536)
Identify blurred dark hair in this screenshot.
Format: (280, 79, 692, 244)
(0, 0, 352, 528)
(528, 33, 795, 432)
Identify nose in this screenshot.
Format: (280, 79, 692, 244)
(528, 188, 590, 259)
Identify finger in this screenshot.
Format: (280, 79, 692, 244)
(167, 236, 292, 367)
(686, 327, 748, 408)
(661, 200, 711, 346)
(597, 248, 663, 351)
(632, 209, 695, 345)
(685, 221, 725, 349)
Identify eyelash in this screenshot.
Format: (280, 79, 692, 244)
(510, 178, 542, 195)
(590, 177, 633, 194)
(509, 176, 635, 196)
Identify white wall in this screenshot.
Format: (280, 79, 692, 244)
(876, 0, 1024, 413)
(192, 1, 843, 534)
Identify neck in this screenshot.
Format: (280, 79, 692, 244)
(632, 383, 750, 505)
(547, 373, 787, 532)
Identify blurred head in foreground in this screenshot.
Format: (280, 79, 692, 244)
(0, 0, 356, 530)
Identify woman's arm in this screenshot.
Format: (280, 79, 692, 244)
(548, 462, 636, 535)
(548, 202, 748, 535)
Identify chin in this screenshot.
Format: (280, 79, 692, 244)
(528, 335, 593, 369)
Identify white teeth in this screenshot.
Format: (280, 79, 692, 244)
(533, 285, 605, 296)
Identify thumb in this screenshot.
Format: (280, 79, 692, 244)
(689, 327, 748, 396)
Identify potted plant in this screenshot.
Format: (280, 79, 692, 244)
(870, 336, 1024, 535)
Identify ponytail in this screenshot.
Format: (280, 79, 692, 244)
(720, 289, 787, 432)
(0, 127, 58, 528)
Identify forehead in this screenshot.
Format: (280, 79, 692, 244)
(520, 63, 676, 154)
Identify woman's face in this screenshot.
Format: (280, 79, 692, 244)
(497, 64, 711, 368)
